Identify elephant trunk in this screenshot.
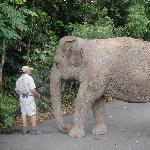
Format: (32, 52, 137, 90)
(50, 66, 71, 133)
(50, 66, 64, 131)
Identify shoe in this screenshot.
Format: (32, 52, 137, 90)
(22, 127, 28, 135)
(30, 128, 41, 135)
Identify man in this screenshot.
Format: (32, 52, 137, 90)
(15, 66, 40, 135)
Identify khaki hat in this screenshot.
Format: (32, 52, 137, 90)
(22, 66, 33, 73)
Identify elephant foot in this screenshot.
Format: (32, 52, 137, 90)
(59, 124, 71, 134)
(92, 123, 107, 136)
(69, 126, 85, 138)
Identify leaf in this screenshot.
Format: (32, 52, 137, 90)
(41, 54, 46, 62)
(27, 10, 38, 17)
(4, 115, 13, 125)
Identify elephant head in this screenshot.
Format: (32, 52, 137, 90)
(50, 36, 84, 133)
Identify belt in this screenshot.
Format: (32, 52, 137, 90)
(21, 93, 32, 98)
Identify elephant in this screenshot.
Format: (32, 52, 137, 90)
(50, 36, 150, 138)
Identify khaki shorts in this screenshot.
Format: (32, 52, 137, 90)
(20, 96, 36, 116)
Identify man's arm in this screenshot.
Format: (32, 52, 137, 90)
(28, 76, 40, 98)
(16, 90, 20, 96)
(30, 89, 40, 98)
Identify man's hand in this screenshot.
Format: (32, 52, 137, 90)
(16, 90, 20, 96)
(36, 93, 40, 98)
(30, 89, 40, 98)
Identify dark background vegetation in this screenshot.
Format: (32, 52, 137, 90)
(0, 0, 150, 132)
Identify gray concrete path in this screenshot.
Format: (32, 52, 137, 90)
(1, 101, 150, 150)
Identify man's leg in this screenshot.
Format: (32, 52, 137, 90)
(30, 114, 41, 135)
(28, 98, 41, 135)
(31, 114, 36, 128)
(21, 115, 27, 127)
(21, 115, 28, 134)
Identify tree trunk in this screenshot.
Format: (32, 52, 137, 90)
(0, 40, 5, 91)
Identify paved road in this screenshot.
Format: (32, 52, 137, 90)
(1, 101, 150, 150)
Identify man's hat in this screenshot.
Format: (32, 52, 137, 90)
(22, 66, 33, 73)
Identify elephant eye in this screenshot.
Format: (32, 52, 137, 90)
(80, 48, 83, 54)
(55, 62, 60, 69)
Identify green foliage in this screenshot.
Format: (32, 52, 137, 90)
(113, 26, 125, 37)
(0, 92, 19, 133)
(144, 2, 150, 41)
(8, 0, 26, 5)
(79, 2, 109, 24)
(36, 96, 52, 113)
(123, 4, 150, 39)
(34, 0, 113, 36)
(69, 16, 114, 39)
(0, 1, 28, 92)
(96, 0, 130, 27)
(62, 81, 79, 108)
(0, 2, 28, 40)
(3, 75, 16, 94)
(60, 81, 80, 114)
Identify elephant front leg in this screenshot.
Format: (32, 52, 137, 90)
(69, 84, 95, 138)
(92, 97, 107, 137)
(69, 102, 87, 138)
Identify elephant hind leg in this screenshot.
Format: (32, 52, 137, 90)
(92, 97, 107, 137)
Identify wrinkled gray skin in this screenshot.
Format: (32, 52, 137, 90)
(50, 36, 150, 138)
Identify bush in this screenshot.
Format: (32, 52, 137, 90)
(36, 96, 53, 113)
(0, 92, 19, 133)
(68, 16, 115, 39)
(62, 81, 79, 108)
(123, 4, 150, 39)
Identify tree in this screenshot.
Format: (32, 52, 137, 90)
(33, 0, 112, 37)
(124, 4, 150, 39)
(0, 1, 28, 90)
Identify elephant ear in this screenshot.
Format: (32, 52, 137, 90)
(60, 36, 83, 67)
(59, 36, 76, 52)
(68, 47, 83, 67)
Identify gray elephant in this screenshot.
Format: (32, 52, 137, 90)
(50, 36, 150, 138)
